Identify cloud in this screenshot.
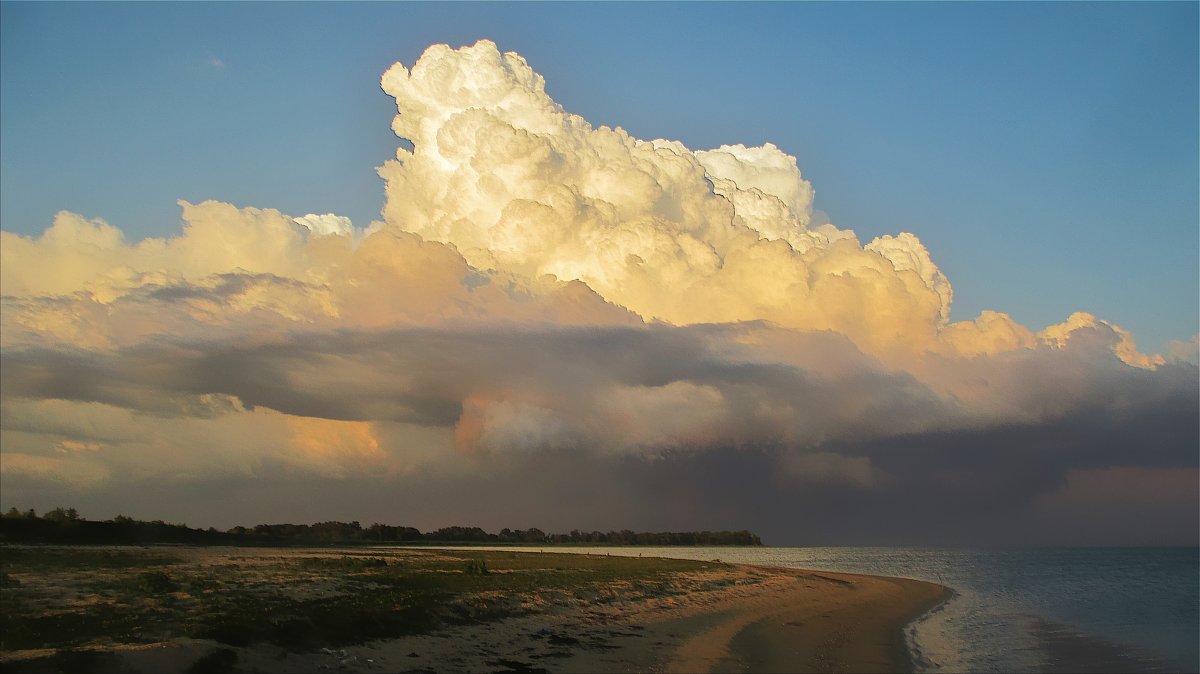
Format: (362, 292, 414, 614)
(0, 202, 638, 350)
(1, 452, 111, 488)
(376, 40, 1157, 370)
(376, 42, 954, 360)
(294, 213, 354, 238)
(0, 40, 1193, 544)
(1165, 335, 1200, 364)
(0, 324, 953, 454)
(55, 440, 103, 454)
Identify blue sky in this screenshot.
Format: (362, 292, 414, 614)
(2, 1, 1196, 352)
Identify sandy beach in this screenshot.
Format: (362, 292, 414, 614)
(0, 547, 949, 673)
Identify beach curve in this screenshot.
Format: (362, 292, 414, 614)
(651, 565, 951, 673)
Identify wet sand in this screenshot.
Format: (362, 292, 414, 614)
(1, 551, 949, 673)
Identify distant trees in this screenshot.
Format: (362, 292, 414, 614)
(494, 528, 547, 543)
(0, 507, 763, 546)
(5, 506, 82, 522)
(42, 507, 80, 522)
(0, 509, 216, 545)
(366, 523, 422, 542)
(541, 529, 762, 546)
(2, 507, 38, 520)
(428, 526, 491, 542)
(250, 521, 368, 542)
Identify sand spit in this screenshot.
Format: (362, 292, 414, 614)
(0, 546, 948, 673)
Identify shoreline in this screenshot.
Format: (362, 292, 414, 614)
(666, 565, 951, 673)
(0, 546, 951, 673)
(410, 547, 954, 672)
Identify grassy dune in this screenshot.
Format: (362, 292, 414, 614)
(0, 545, 720, 654)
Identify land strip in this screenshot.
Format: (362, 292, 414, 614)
(0, 545, 948, 673)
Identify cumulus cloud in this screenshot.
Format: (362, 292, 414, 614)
(376, 42, 958, 359)
(0, 202, 637, 351)
(0, 40, 1193, 544)
(1165, 335, 1200, 364)
(293, 213, 355, 238)
(376, 40, 1157, 370)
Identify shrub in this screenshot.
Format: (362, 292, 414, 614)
(135, 571, 179, 594)
(462, 559, 489, 575)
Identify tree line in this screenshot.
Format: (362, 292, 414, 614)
(0, 507, 762, 546)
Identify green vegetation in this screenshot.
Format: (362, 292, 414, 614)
(0, 509, 757, 661)
(0, 545, 723, 654)
(0, 507, 763, 546)
(0, 546, 183, 569)
(462, 557, 489, 575)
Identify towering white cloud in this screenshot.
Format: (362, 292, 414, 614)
(377, 41, 967, 358)
(376, 40, 1157, 370)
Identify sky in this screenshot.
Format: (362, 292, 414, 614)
(0, 2, 1196, 545)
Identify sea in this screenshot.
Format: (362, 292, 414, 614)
(430, 545, 1199, 673)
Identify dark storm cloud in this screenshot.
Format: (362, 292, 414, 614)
(0, 323, 952, 450)
(4, 318, 1196, 546)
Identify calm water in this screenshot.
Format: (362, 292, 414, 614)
(427, 545, 1199, 673)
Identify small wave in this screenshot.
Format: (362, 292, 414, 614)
(906, 588, 959, 672)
